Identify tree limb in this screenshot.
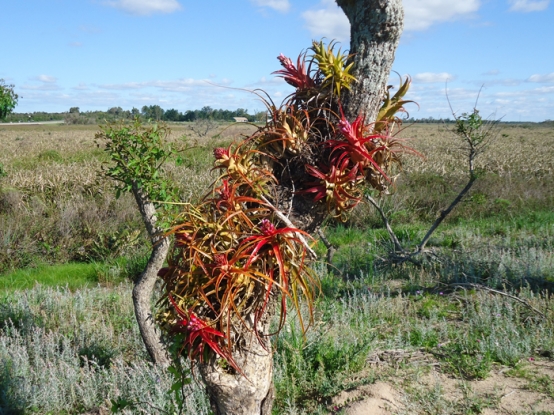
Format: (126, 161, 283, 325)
(131, 184, 171, 367)
(365, 194, 404, 253)
(452, 282, 546, 319)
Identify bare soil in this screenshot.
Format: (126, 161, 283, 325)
(329, 355, 554, 415)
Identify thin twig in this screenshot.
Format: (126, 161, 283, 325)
(415, 176, 476, 253)
(365, 194, 404, 253)
(452, 282, 546, 318)
(317, 228, 336, 266)
(317, 228, 333, 250)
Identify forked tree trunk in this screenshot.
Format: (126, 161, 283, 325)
(337, 0, 404, 124)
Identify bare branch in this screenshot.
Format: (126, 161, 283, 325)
(365, 194, 404, 253)
(452, 282, 546, 319)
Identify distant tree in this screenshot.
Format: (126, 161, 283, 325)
(69, 107, 80, 114)
(142, 105, 164, 121)
(0, 79, 19, 120)
(163, 108, 181, 122)
(131, 107, 140, 116)
(194, 106, 213, 120)
(234, 108, 249, 118)
(182, 110, 196, 122)
(253, 110, 267, 123)
(108, 106, 124, 117)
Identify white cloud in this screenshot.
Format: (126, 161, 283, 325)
(98, 78, 233, 91)
(72, 83, 89, 91)
(527, 73, 554, 83)
(482, 70, 500, 76)
(302, 0, 481, 41)
(413, 72, 455, 83)
(21, 83, 61, 91)
(250, 0, 290, 13)
(104, 0, 182, 15)
(22, 75, 61, 90)
(14, 75, 554, 121)
(403, 0, 481, 31)
(35, 75, 57, 83)
(476, 78, 521, 87)
(302, 0, 349, 42)
(404, 80, 554, 121)
(456, 78, 522, 89)
(508, 0, 550, 12)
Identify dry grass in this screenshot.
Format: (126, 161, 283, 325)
(399, 123, 554, 178)
(0, 122, 552, 272)
(345, 122, 554, 227)
(0, 122, 259, 273)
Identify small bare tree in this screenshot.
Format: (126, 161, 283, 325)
(365, 93, 500, 264)
(190, 117, 219, 138)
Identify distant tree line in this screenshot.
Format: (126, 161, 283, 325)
(3, 105, 267, 124)
(4, 108, 544, 125)
(404, 116, 455, 124)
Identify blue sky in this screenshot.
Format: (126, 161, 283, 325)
(2, 0, 553, 121)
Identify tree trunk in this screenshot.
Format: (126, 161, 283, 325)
(131, 184, 171, 368)
(336, 0, 404, 124)
(199, 308, 274, 415)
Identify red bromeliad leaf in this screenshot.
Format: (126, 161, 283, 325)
(299, 158, 363, 216)
(327, 109, 391, 181)
(168, 295, 241, 372)
(239, 219, 309, 281)
(211, 179, 268, 213)
(273, 53, 315, 90)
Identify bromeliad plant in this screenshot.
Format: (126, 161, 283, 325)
(156, 40, 418, 375)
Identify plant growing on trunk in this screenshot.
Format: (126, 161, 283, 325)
(158, 5, 412, 411)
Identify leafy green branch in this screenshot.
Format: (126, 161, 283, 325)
(97, 118, 179, 213)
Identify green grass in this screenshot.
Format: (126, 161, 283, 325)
(0, 284, 210, 414)
(0, 252, 150, 292)
(0, 262, 99, 291)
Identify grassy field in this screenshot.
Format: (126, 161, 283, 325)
(0, 121, 553, 414)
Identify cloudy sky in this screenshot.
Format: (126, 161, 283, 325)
(2, 0, 553, 121)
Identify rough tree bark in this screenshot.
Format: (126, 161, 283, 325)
(131, 184, 171, 368)
(196, 2, 404, 414)
(199, 305, 275, 415)
(337, 0, 404, 124)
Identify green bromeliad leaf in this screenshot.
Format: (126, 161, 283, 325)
(311, 40, 356, 97)
(375, 74, 416, 132)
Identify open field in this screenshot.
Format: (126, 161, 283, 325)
(0, 121, 553, 414)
